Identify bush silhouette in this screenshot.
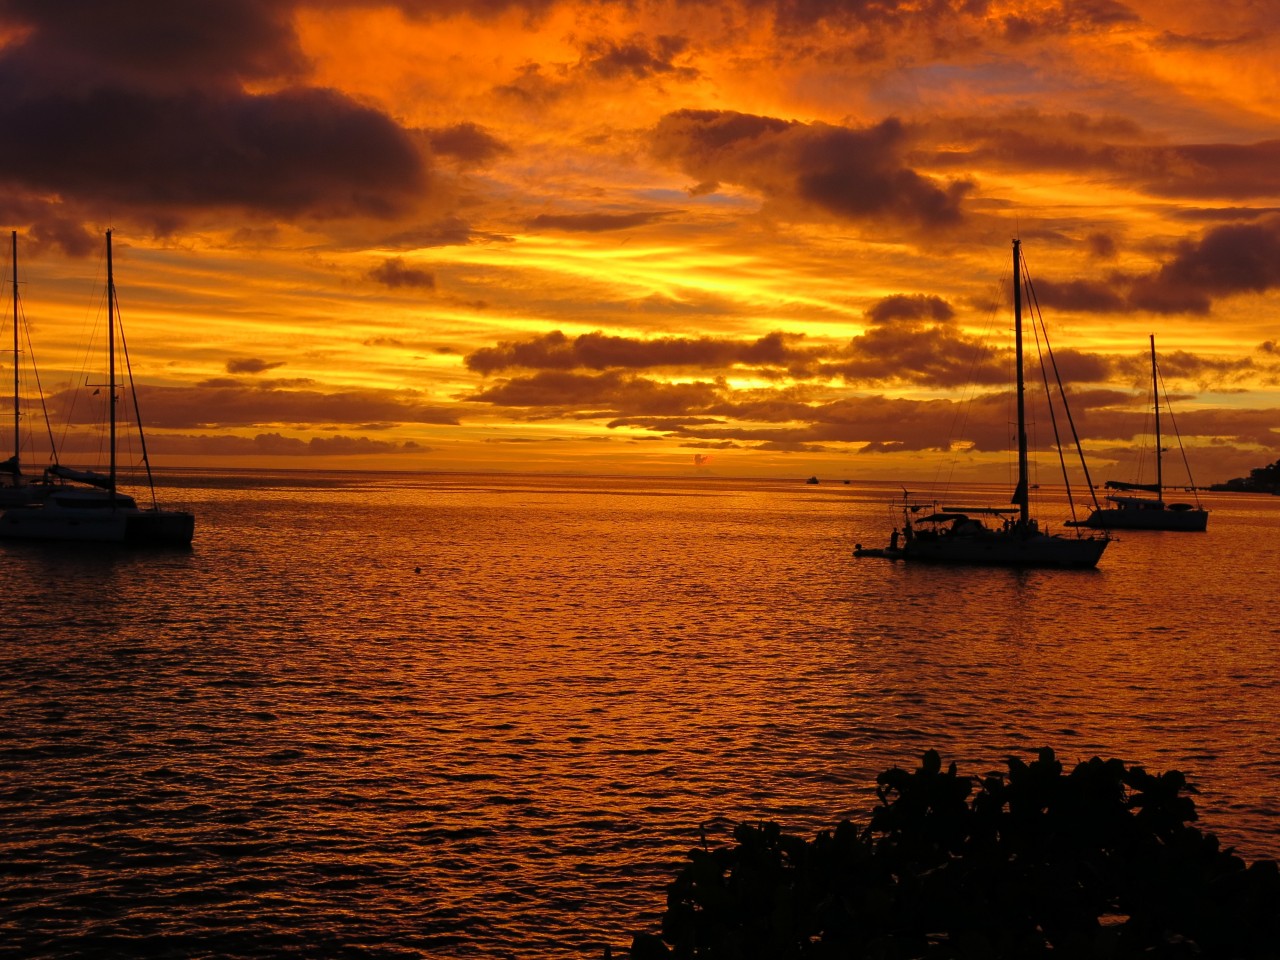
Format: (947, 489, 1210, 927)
(625, 748, 1279, 959)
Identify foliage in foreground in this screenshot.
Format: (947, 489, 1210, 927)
(626, 749, 1280, 959)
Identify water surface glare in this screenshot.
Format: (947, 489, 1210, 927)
(3, 471, 1279, 958)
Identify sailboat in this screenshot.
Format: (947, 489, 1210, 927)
(855, 240, 1110, 569)
(1072, 335, 1207, 532)
(0, 231, 195, 545)
(0, 231, 60, 506)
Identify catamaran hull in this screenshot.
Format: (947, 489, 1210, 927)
(0, 484, 55, 508)
(0, 508, 194, 545)
(1079, 508, 1207, 532)
(126, 511, 196, 545)
(893, 535, 1108, 569)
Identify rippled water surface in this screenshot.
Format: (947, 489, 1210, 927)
(3, 471, 1279, 958)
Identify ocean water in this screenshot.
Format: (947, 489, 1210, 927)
(2, 470, 1279, 959)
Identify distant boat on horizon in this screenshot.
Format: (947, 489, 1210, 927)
(0, 231, 194, 545)
(855, 239, 1110, 569)
(1068, 334, 1208, 532)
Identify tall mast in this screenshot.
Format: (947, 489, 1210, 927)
(1151, 333, 1162, 499)
(1012, 239, 1029, 526)
(107, 230, 116, 498)
(11, 231, 17, 467)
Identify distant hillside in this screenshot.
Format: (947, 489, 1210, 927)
(1210, 457, 1280, 492)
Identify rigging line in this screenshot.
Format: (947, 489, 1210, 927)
(1025, 280, 1076, 520)
(1019, 251, 1103, 514)
(18, 302, 60, 468)
(57, 240, 112, 468)
(1130, 373, 1154, 486)
(113, 288, 160, 509)
(1124, 351, 1157, 486)
(1155, 361, 1203, 505)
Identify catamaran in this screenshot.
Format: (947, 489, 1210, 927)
(1071, 335, 1207, 532)
(0, 231, 61, 506)
(0, 231, 194, 545)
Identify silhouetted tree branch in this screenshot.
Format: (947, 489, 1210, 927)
(622, 748, 1279, 959)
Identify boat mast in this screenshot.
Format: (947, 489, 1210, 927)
(10, 231, 17, 469)
(1150, 333, 1162, 500)
(1012, 239, 1030, 526)
(106, 230, 116, 499)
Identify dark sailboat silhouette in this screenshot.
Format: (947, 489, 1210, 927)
(1071, 335, 1207, 532)
(856, 240, 1110, 569)
(0, 231, 61, 506)
(0, 231, 194, 545)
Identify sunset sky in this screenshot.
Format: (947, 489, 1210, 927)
(1, 0, 1278, 482)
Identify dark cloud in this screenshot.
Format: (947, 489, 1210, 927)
(492, 62, 566, 109)
(580, 33, 697, 80)
(468, 370, 723, 415)
(734, 0, 988, 33)
(0, 84, 427, 222)
(1035, 349, 1115, 387)
(651, 110, 972, 228)
(866, 293, 954, 324)
(226, 358, 287, 375)
(830, 325, 1006, 388)
(459, 332, 1275, 467)
(1085, 232, 1117, 259)
(529, 211, 671, 232)
(368, 258, 436, 289)
(927, 112, 1280, 204)
(1001, 218, 1280, 317)
(0, 2, 429, 233)
(644, 393, 991, 452)
(607, 416, 728, 431)
(1113, 348, 1257, 389)
(1027, 277, 1127, 313)
(426, 123, 512, 164)
(1155, 29, 1261, 52)
(1126, 217, 1280, 314)
(463, 321, 1121, 395)
(47, 382, 460, 430)
(373, 0, 561, 19)
(1174, 207, 1280, 223)
(999, 0, 1139, 42)
(0, 1, 305, 91)
(25, 213, 99, 258)
(1145, 141, 1280, 201)
(465, 329, 824, 374)
(380, 217, 480, 249)
(124, 431, 429, 458)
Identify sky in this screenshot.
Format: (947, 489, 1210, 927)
(0, 0, 1278, 483)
